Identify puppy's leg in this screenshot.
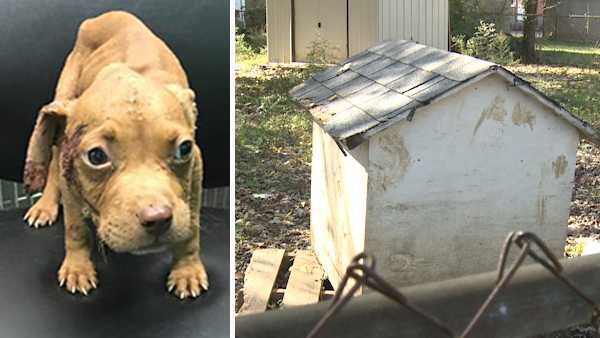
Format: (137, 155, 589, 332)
(167, 148, 208, 299)
(57, 189, 97, 295)
(168, 229, 208, 299)
(24, 147, 61, 228)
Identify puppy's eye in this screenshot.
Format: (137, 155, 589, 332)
(175, 140, 193, 160)
(87, 147, 109, 166)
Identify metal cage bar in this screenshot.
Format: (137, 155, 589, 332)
(0, 179, 229, 211)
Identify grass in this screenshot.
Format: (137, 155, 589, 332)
(235, 32, 327, 193)
(235, 33, 319, 304)
(537, 40, 600, 67)
(235, 30, 268, 72)
(235, 45, 267, 73)
(235, 60, 314, 192)
(507, 63, 600, 127)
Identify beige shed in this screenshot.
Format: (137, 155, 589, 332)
(267, 0, 449, 63)
(290, 40, 600, 290)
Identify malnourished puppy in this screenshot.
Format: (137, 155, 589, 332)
(23, 11, 208, 299)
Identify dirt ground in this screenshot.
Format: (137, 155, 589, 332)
(547, 141, 600, 338)
(235, 64, 314, 310)
(568, 141, 600, 250)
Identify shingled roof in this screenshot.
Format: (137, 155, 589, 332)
(290, 40, 600, 148)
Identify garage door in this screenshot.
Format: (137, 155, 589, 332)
(294, 0, 348, 62)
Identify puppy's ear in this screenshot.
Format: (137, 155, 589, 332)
(24, 100, 73, 193)
(166, 84, 198, 127)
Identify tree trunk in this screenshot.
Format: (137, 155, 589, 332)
(522, 0, 538, 64)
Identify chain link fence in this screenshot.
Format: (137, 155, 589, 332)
(546, 14, 600, 43)
(236, 6, 266, 32)
(0, 179, 40, 210)
(238, 231, 600, 337)
(472, 13, 600, 44)
(308, 231, 600, 338)
(0, 179, 229, 211)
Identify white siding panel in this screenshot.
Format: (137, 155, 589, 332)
(427, 0, 433, 45)
(349, 0, 378, 56)
(419, 0, 426, 43)
(378, 0, 383, 40)
(380, 0, 389, 40)
(434, 0, 439, 47)
(396, 0, 403, 39)
(269, 0, 448, 63)
(294, 0, 347, 62)
(411, 0, 419, 41)
(390, 0, 397, 41)
(292, 0, 316, 62)
(404, 0, 411, 42)
(320, 0, 348, 60)
(377, 0, 448, 50)
(266, 0, 292, 62)
(438, 0, 447, 49)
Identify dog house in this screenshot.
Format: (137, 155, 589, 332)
(290, 40, 600, 289)
(266, 0, 448, 62)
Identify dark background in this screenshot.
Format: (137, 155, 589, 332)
(0, 0, 230, 188)
(0, 208, 230, 338)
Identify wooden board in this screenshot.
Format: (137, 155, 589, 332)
(239, 249, 285, 315)
(282, 250, 324, 307)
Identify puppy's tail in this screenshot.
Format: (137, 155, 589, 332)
(23, 101, 71, 193)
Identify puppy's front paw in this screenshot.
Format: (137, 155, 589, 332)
(24, 197, 59, 228)
(58, 255, 97, 296)
(167, 258, 209, 299)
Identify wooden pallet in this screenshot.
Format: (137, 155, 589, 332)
(238, 249, 333, 315)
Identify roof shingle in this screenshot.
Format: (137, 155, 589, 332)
(290, 39, 600, 147)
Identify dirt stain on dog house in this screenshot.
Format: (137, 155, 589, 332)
(290, 40, 600, 289)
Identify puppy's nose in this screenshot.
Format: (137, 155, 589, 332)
(140, 205, 172, 236)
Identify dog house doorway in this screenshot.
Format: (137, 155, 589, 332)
(293, 0, 348, 61)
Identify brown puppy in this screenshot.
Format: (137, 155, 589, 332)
(22, 11, 208, 299)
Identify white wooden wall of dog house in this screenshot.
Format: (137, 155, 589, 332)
(310, 122, 369, 288)
(378, 0, 448, 51)
(348, 0, 378, 56)
(363, 74, 579, 288)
